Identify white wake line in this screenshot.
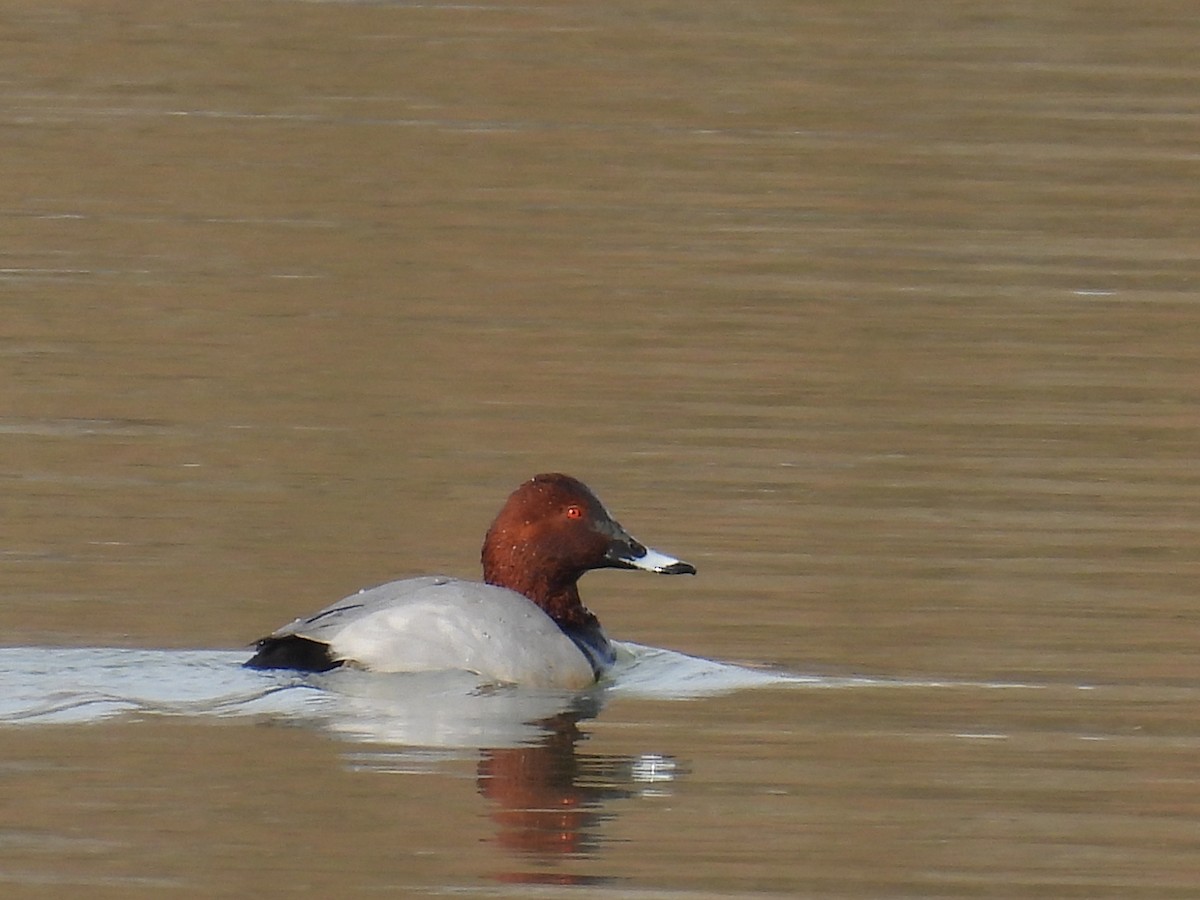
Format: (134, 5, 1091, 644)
(0, 645, 1099, 730)
(606, 643, 1070, 698)
(1, 684, 320, 724)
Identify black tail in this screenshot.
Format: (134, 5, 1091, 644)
(244, 635, 342, 672)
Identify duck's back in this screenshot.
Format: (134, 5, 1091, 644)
(248, 576, 603, 689)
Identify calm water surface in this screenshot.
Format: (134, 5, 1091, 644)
(2, 1, 1199, 897)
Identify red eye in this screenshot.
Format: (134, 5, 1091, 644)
(565, 505, 583, 520)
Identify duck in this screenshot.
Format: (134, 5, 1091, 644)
(244, 473, 696, 688)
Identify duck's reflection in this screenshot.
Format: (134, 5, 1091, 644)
(476, 707, 681, 884)
(479, 712, 604, 858)
(320, 677, 681, 881)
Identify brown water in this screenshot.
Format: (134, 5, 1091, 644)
(3, 0, 1200, 896)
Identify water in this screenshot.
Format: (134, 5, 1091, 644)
(3, 0, 1200, 896)
(1, 646, 1128, 896)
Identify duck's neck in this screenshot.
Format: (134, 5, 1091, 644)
(483, 560, 597, 631)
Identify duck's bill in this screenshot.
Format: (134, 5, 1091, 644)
(605, 539, 697, 576)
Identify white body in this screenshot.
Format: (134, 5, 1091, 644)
(264, 575, 600, 689)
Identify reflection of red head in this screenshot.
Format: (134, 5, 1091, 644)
(476, 709, 681, 885)
(478, 713, 595, 860)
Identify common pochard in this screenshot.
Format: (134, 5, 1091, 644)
(245, 473, 696, 688)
